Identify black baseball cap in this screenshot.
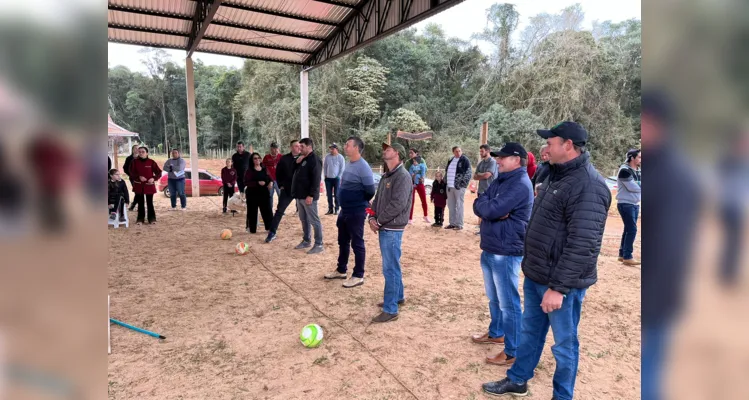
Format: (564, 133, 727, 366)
(537, 121, 588, 146)
(328, 143, 338, 149)
(490, 142, 527, 159)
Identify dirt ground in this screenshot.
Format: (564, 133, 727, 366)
(108, 186, 640, 400)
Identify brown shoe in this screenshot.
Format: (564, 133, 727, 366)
(617, 257, 624, 262)
(371, 312, 399, 323)
(471, 333, 505, 344)
(486, 351, 515, 366)
(377, 299, 405, 307)
(622, 258, 641, 266)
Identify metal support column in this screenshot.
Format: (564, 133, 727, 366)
(300, 70, 309, 139)
(186, 56, 200, 197)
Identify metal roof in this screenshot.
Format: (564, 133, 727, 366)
(108, 0, 465, 69)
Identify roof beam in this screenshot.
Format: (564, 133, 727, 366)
(108, 5, 192, 21)
(221, 2, 338, 26)
(108, 23, 189, 37)
(187, 0, 224, 58)
(111, 39, 303, 65)
(311, 0, 358, 10)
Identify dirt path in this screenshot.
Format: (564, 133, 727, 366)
(108, 191, 640, 399)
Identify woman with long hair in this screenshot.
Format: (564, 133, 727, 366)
(129, 146, 161, 225)
(244, 152, 274, 233)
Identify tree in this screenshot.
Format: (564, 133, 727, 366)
(388, 108, 430, 132)
(342, 56, 389, 131)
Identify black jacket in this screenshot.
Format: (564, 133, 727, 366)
(445, 155, 472, 189)
(123, 154, 136, 180)
(522, 152, 611, 294)
(291, 152, 322, 200)
(276, 153, 298, 196)
(232, 151, 251, 178)
(108, 179, 130, 206)
(531, 161, 550, 190)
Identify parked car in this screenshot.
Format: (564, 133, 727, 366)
(157, 168, 239, 197)
(371, 172, 433, 195)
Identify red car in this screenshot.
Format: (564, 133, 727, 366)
(157, 168, 239, 197)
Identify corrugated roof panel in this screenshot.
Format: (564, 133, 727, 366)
(108, 28, 189, 49)
(108, 10, 192, 34)
(227, 0, 353, 24)
(109, 0, 195, 17)
(215, 5, 334, 39)
(196, 40, 306, 63)
(205, 24, 321, 52)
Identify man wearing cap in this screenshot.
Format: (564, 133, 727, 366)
(323, 143, 346, 215)
(471, 143, 534, 367)
(482, 122, 611, 400)
(263, 142, 283, 211)
(368, 142, 413, 323)
(444, 146, 472, 230)
(616, 148, 642, 266)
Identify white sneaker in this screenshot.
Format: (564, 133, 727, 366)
(324, 270, 347, 280)
(342, 277, 364, 288)
(423, 216, 432, 224)
(180, 207, 187, 212)
(169, 208, 177, 212)
(408, 220, 414, 225)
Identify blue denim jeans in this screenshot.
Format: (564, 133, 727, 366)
(268, 180, 280, 211)
(507, 279, 587, 400)
(168, 178, 186, 209)
(325, 177, 340, 211)
(642, 321, 673, 400)
(617, 203, 639, 259)
(379, 230, 404, 314)
(480, 252, 522, 357)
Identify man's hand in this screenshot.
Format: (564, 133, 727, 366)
(259, 181, 266, 186)
(305, 196, 313, 205)
(368, 219, 380, 233)
(499, 213, 510, 220)
(541, 289, 565, 313)
(109, 204, 114, 209)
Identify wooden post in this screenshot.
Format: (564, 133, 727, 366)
(387, 132, 392, 145)
(480, 121, 489, 145)
(112, 139, 119, 171)
(322, 120, 327, 152)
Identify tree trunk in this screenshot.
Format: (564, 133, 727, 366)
(230, 109, 235, 152)
(161, 96, 169, 153)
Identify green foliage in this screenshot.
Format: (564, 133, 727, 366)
(388, 108, 430, 132)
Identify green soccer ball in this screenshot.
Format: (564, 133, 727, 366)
(300, 324, 323, 348)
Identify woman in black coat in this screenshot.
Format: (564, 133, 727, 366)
(244, 153, 274, 233)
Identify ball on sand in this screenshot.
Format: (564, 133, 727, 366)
(221, 229, 232, 240)
(235, 242, 250, 255)
(300, 324, 323, 348)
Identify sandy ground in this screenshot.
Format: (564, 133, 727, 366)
(108, 187, 640, 400)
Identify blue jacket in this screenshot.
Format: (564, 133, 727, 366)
(473, 167, 534, 256)
(409, 162, 427, 185)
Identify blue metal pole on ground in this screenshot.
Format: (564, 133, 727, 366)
(110, 318, 166, 339)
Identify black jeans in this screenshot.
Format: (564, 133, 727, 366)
(222, 184, 233, 211)
(134, 193, 155, 223)
(324, 177, 340, 211)
(236, 175, 246, 196)
(336, 210, 367, 278)
(434, 206, 444, 226)
(269, 191, 295, 234)
(617, 203, 639, 259)
(109, 196, 126, 219)
(246, 191, 273, 233)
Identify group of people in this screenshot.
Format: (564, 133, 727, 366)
(108, 145, 171, 225)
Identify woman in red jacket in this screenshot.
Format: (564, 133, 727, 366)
(129, 146, 162, 225)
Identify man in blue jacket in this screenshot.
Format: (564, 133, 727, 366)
(471, 143, 534, 367)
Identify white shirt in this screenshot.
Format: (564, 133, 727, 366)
(446, 157, 459, 188)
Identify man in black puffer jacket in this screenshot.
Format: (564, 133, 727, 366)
(482, 122, 611, 400)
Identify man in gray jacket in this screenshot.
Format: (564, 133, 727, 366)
(616, 148, 642, 265)
(163, 148, 187, 211)
(368, 142, 413, 323)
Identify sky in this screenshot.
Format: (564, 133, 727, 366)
(107, 0, 640, 73)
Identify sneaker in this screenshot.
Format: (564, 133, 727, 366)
(307, 245, 324, 254)
(377, 299, 405, 307)
(431, 223, 441, 228)
(294, 241, 311, 250)
(371, 312, 399, 323)
(342, 277, 364, 288)
(119, 216, 126, 222)
(454, 226, 464, 230)
(444, 225, 455, 229)
(265, 232, 276, 243)
(324, 270, 347, 280)
(486, 351, 516, 366)
(325, 209, 333, 215)
(622, 258, 641, 266)
(423, 216, 431, 224)
(481, 378, 528, 397)
(408, 220, 414, 225)
(334, 209, 339, 215)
